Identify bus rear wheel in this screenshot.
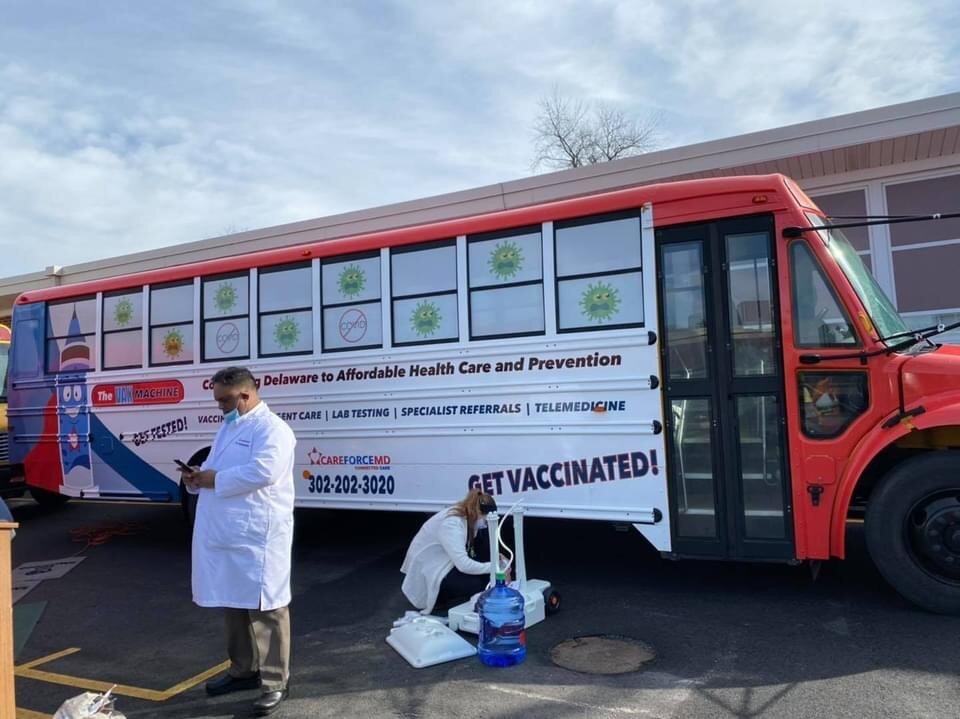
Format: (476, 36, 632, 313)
(28, 487, 69, 508)
(866, 452, 960, 615)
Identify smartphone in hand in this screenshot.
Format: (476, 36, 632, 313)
(174, 459, 192, 472)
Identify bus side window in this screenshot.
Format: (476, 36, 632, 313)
(12, 318, 41, 380)
(798, 371, 868, 438)
(789, 242, 858, 348)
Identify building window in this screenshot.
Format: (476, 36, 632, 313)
(102, 289, 144, 369)
(150, 282, 195, 365)
(46, 297, 97, 373)
(555, 214, 644, 332)
(891, 244, 960, 315)
(789, 242, 858, 347)
(259, 263, 313, 356)
(886, 174, 960, 247)
(202, 273, 250, 362)
(468, 227, 544, 339)
(321, 253, 382, 351)
(809, 189, 870, 252)
(391, 241, 458, 346)
(886, 175, 960, 317)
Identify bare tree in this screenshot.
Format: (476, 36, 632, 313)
(532, 90, 661, 171)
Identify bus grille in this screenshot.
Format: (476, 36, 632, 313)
(0, 433, 8, 463)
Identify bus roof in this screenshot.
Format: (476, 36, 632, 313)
(17, 174, 804, 305)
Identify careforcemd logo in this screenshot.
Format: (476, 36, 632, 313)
(305, 447, 391, 470)
(301, 448, 396, 496)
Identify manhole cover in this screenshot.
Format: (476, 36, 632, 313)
(550, 635, 655, 675)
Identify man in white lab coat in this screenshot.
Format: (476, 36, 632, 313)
(181, 366, 296, 716)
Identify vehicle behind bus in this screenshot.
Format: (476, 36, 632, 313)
(7, 174, 960, 614)
(0, 323, 20, 497)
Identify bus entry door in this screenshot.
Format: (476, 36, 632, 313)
(656, 215, 794, 560)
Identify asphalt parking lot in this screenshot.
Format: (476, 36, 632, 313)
(7, 497, 960, 719)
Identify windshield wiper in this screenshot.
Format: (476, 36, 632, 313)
(879, 320, 960, 346)
(878, 325, 941, 342)
(799, 320, 960, 365)
(915, 320, 960, 343)
(784, 211, 960, 238)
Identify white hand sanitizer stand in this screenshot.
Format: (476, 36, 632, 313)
(447, 507, 559, 634)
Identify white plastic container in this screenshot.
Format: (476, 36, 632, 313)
(386, 617, 477, 669)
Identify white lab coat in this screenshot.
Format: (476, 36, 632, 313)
(189, 401, 297, 610)
(400, 508, 491, 613)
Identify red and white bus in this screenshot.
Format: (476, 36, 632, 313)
(8, 174, 960, 613)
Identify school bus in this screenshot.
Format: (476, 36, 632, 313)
(0, 323, 13, 495)
(7, 174, 960, 613)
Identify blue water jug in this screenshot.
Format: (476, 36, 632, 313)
(476, 573, 526, 667)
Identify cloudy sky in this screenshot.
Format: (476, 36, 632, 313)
(1, 0, 958, 277)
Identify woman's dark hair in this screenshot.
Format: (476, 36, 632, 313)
(449, 488, 497, 554)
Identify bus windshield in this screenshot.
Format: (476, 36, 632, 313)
(807, 213, 909, 344)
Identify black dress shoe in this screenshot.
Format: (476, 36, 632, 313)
(205, 671, 261, 696)
(253, 687, 288, 716)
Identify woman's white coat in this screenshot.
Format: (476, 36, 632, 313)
(401, 508, 492, 613)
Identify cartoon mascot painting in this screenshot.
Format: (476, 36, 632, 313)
(57, 309, 95, 493)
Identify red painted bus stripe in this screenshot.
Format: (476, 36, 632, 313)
(16, 175, 792, 305)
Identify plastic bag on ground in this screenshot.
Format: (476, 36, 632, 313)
(54, 689, 125, 719)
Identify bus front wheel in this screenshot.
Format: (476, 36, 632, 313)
(866, 452, 960, 615)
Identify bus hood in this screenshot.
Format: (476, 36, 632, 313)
(900, 344, 960, 408)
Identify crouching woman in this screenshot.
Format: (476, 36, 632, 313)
(401, 489, 499, 614)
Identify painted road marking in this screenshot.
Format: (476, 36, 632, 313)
(15, 647, 230, 701)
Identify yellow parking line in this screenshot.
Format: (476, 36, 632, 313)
(15, 648, 230, 702)
(163, 659, 232, 697)
(17, 648, 80, 670)
(16, 664, 167, 701)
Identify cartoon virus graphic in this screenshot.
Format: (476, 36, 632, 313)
(113, 298, 134, 327)
(273, 316, 301, 350)
(214, 282, 238, 313)
(488, 241, 524, 280)
(162, 328, 185, 359)
(580, 282, 621, 323)
(338, 265, 366, 299)
(410, 300, 441, 337)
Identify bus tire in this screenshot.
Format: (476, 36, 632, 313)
(865, 452, 960, 615)
(28, 486, 69, 508)
(180, 481, 198, 528)
(180, 447, 210, 529)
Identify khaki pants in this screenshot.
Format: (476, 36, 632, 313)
(223, 606, 291, 690)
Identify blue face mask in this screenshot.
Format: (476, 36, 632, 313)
(224, 408, 240, 424)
